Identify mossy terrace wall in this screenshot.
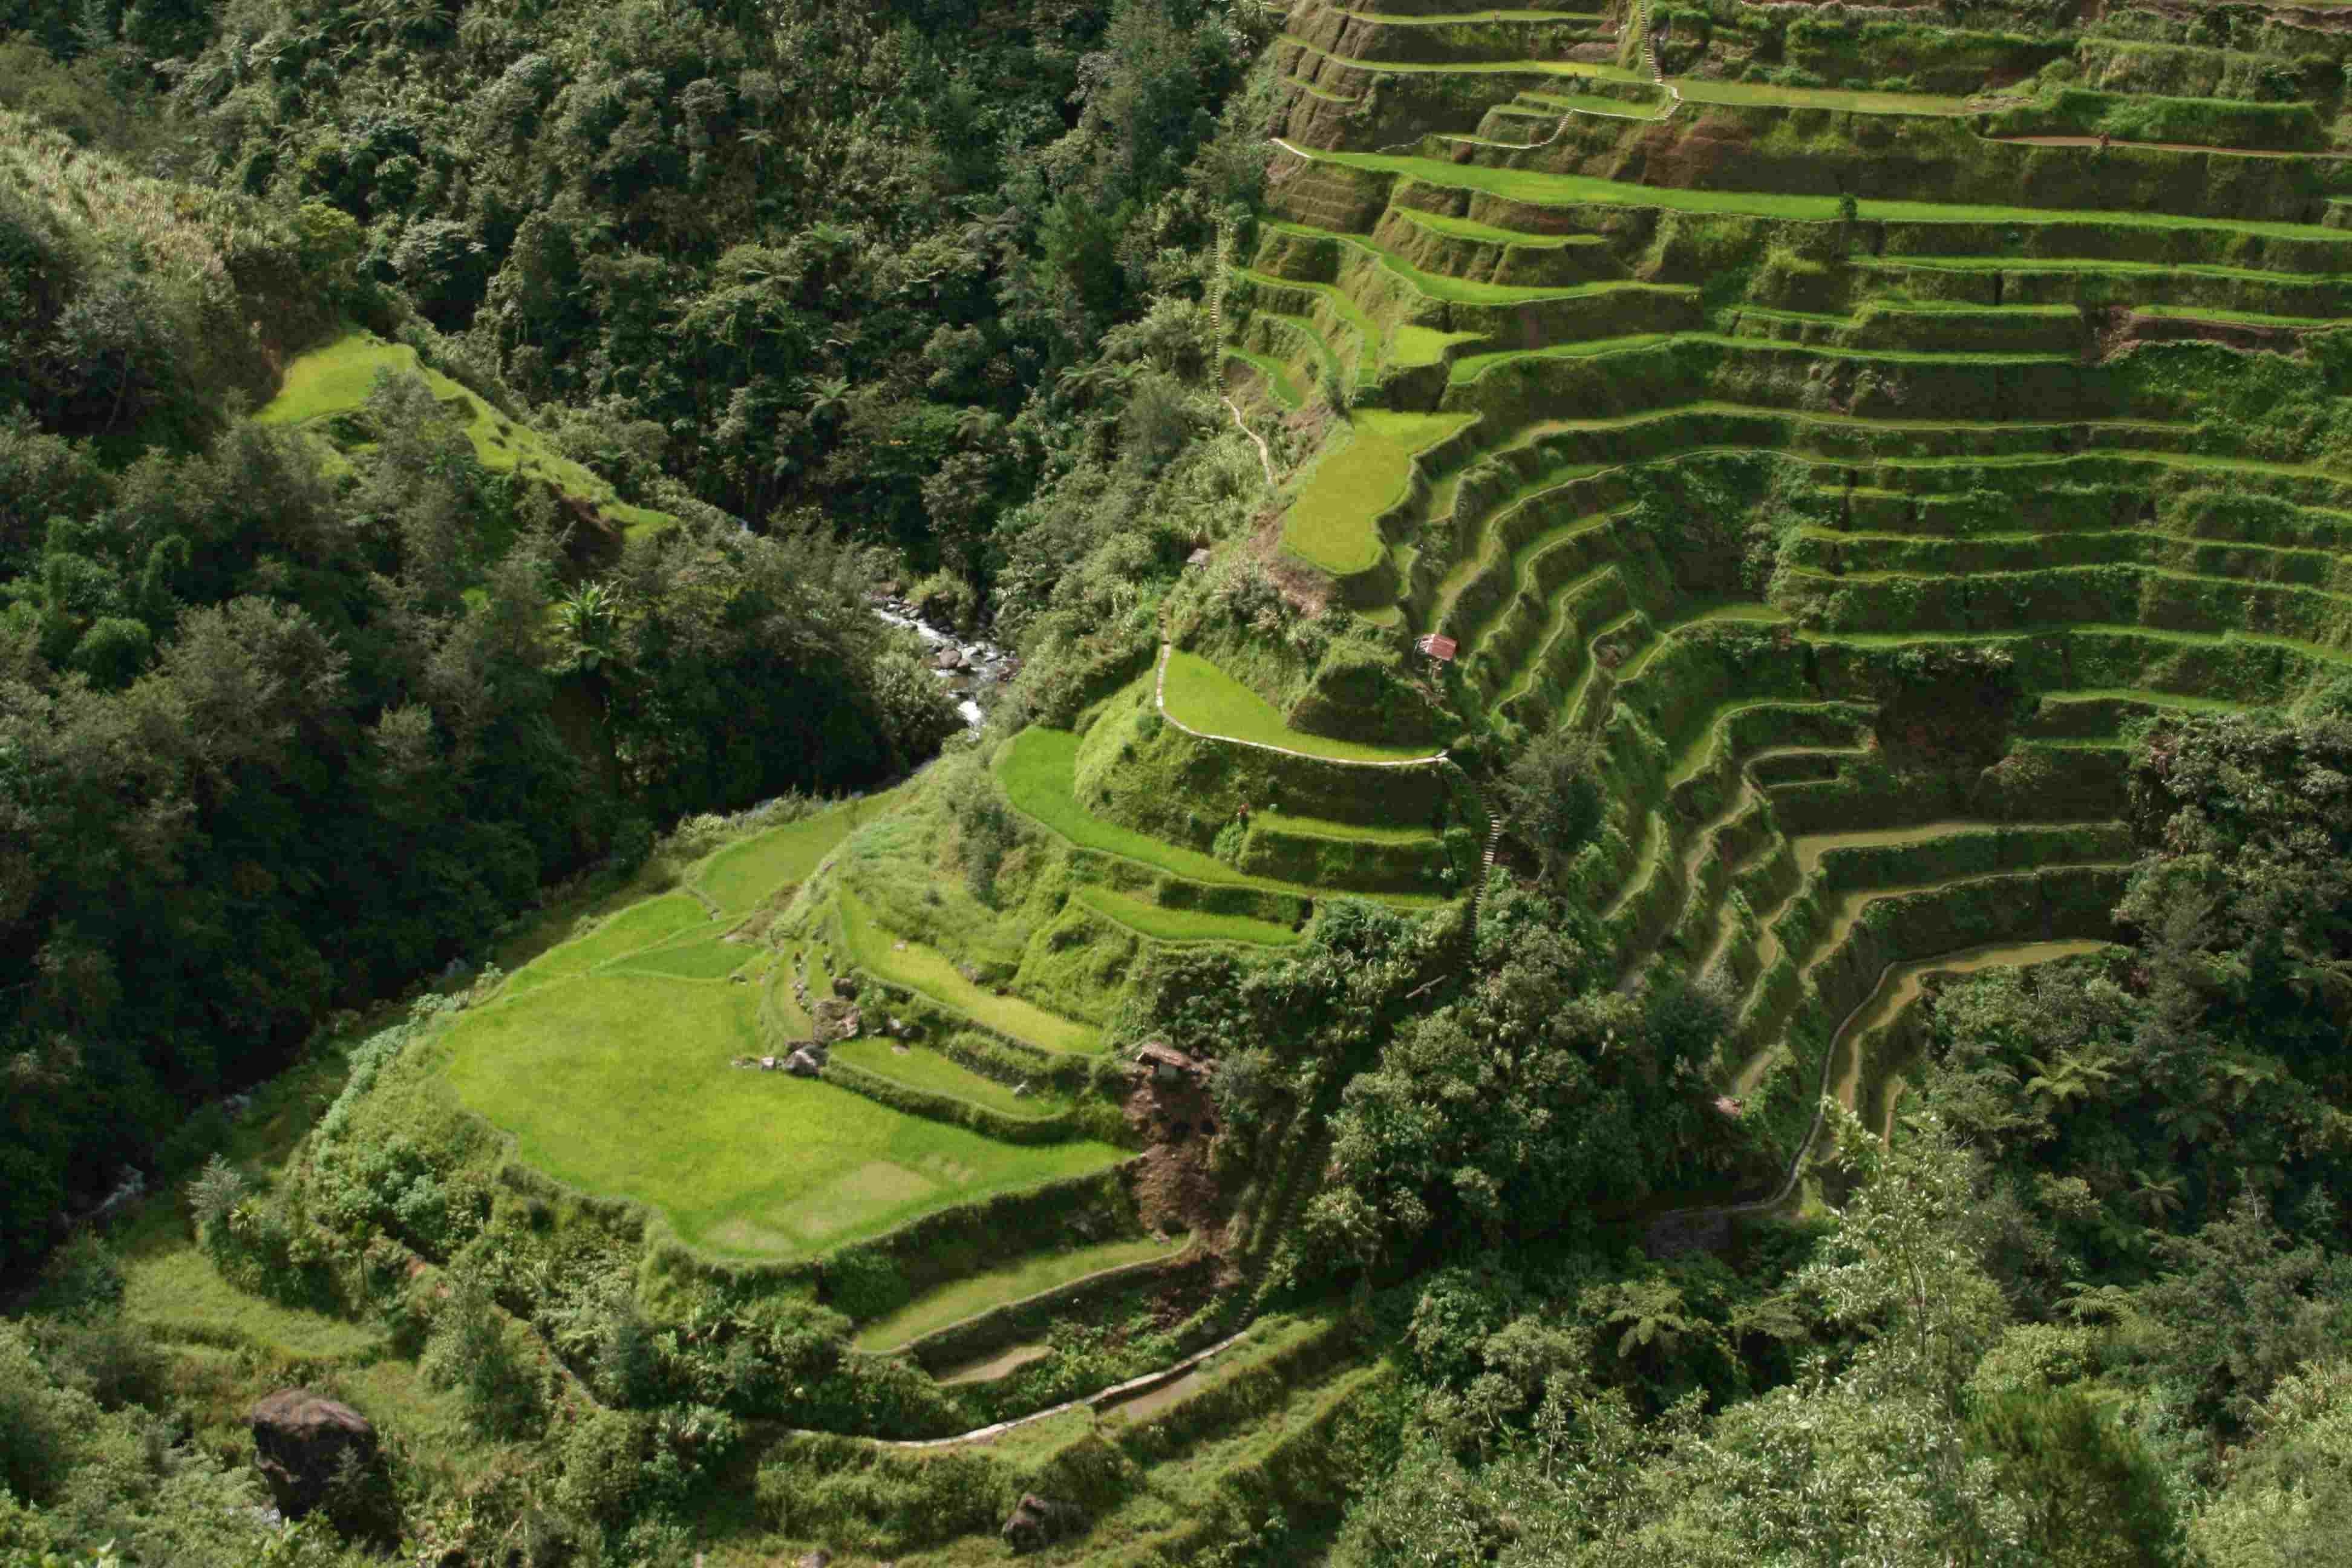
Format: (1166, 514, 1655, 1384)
(1217, 0, 2352, 1181)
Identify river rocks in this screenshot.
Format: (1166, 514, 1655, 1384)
(812, 998, 862, 1043)
(249, 1390, 378, 1518)
(832, 975, 858, 999)
(1001, 1493, 1083, 1553)
(868, 593, 1013, 730)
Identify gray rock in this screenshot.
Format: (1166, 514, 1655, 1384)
(249, 1390, 377, 1519)
(1001, 1493, 1083, 1553)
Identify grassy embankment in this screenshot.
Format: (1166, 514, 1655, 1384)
(256, 332, 676, 541)
(443, 798, 1125, 1259)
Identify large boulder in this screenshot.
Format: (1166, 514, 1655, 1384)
(249, 1390, 378, 1518)
(1001, 1492, 1083, 1553)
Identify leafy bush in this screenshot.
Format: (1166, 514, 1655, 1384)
(422, 1275, 550, 1440)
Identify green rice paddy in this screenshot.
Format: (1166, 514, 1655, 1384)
(1160, 649, 1442, 762)
(852, 1232, 1191, 1350)
(835, 887, 1106, 1055)
(443, 972, 1121, 1259)
(696, 789, 910, 916)
(1295, 146, 2352, 241)
(829, 1037, 1067, 1117)
(1280, 408, 1472, 574)
(1072, 886, 1304, 947)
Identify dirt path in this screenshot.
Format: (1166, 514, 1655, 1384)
(1224, 396, 1280, 490)
(782, 1326, 1258, 1451)
(1650, 938, 2108, 1246)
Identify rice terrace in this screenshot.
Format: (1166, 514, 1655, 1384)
(12, 0, 2352, 1563)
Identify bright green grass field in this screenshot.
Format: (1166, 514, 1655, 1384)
(442, 973, 1122, 1258)
(836, 888, 1106, 1056)
(1390, 322, 1486, 368)
(122, 1241, 386, 1359)
(1281, 410, 1474, 574)
(696, 788, 911, 916)
(1073, 886, 1303, 947)
(256, 332, 673, 541)
(1306, 148, 2352, 241)
(1160, 650, 1442, 763)
(829, 1037, 1068, 1117)
(502, 892, 716, 995)
(606, 935, 755, 981)
(996, 728, 1315, 891)
(852, 1232, 1191, 1350)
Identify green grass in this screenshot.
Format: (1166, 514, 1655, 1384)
(1857, 255, 2352, 284)
(121, 1232, 385, 1360)
(2135, 302, 2338, 328)
(606, 935, 756, 981)
(1274, 218, 1700, 308)
(836, 887, 1106, 1055)
(443, 972, 1122, 1258)
(1296, 146, 2352, 242)
(1224, 347, 1308, 409)
(1161, 649, 1442, 762)
(1284, 74, 1360, 104)
(1673, 77, 1972, 116)
(1390, 322, 1487, 368)
(1456, 329, 2074, 388)
(1388, 207, 1595, 249)
(830, 1037, 1068, 1116)
(852, 1233, 1191, 1350)
(696, 789, 910, 916)
(503, 893, 717, 995)
(1281, 408, 1473, 574)
(1327, 7, 1607, 22)
(256, 332, 674, 540)
(1280, 36, 1644, 81)
(2040, 686, 2246, 714)
(1072, 886, 1304, 947)
(1449, 332, 1676, 384)
(1236, 269, 1382, 381)
(1517, 88, 1673, 120)
(998, 730, 1336, 893)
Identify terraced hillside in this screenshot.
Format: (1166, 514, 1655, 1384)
(1220, 0, 2352, 1162)
(100, 8, 2352, 1564)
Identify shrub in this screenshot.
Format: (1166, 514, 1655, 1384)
(907, 568, 978, 633)
(609, 814, 655, 875)
(557, 1406, 652, 1527)
(0, 1320, 93, 1505)
(422, 1275, 550, 1439)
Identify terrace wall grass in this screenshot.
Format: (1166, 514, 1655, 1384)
(819, 1054, 1080, 1146)
(1776, 561, 2352, 653)
(892, 1244, 1218, 1377)
(1748, 861, 2129, 1147)
(2074, 38, 2332, 105)
(645, 1162, 1146, 1323)
(1075, 680, 1457, 852)
(1981, 87, 2328, 151)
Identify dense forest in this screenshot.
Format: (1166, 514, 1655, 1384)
(5, 0, 2352, 1563)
